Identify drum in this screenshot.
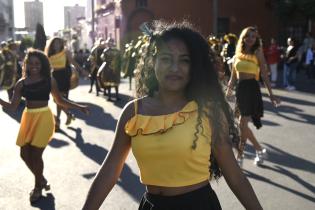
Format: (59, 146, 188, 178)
(69, 65, 79, 90)
(0, 50, 17, 90)
(97, 62, 120, 88)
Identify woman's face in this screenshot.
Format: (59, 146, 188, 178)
(52, 39, 63, 52)
(154, 38, 191, 93)
(244, 30, 257, 48)
(27, 55, 42, 76)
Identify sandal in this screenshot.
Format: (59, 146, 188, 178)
(55, 117, 61, 132)
(65, 113, 75, 125)
(29, 188, 42, 203)
(41, 178, 51, 191)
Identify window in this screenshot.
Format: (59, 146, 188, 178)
(136, 0, 148, 8)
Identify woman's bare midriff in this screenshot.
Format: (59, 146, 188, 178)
(237, 72, 256, 81)
(146, 180, 209, 196)
(25, 101, 49, 109)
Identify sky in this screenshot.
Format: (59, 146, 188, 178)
(13, 0, 87, 36)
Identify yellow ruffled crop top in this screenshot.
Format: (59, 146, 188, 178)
(124, 100, 212, 187)
(234, 53, 260, 81)
(48, 50, 66, 70)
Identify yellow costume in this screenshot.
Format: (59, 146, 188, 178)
(16, 107, 55, 148)
(125, 100, 212, 187)
(234, 53, 260, 81)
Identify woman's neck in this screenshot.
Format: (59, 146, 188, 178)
(244, 46, 252, 54)
(155, 91, 187, 107)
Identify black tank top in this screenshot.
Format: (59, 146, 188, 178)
(21, 78, 51, 101)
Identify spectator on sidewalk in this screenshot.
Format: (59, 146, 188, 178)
(305, 43, 315, 80)
(283, 37, 299, 91)
(264, 38, 281, 87)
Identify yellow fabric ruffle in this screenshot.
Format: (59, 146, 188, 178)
(49, 50, 66, 69)
(125, 101, 198, 137)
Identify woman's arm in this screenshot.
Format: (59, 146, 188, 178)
(82, 101, 134, 210)
(50, 78, 89, 114)
(212, 110, 263, 210)
(0, 80, 23, 111)
(226, 62, 237, 96)
(256, 48, 280, 107)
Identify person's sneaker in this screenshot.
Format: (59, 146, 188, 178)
(289, 86, 296, 91)
(254, 149, 266, 165)
(286, 86, 296, 91)
(237, 155, 244, 168)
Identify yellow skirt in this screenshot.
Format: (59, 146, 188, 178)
(16, 106, 55, 148)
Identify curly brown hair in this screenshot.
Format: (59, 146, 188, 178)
(135, 20, 240, 180)
(22, 48, 51, 79)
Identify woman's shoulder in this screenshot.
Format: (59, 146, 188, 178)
(121, 98, 141, 119)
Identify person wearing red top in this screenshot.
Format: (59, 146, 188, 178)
(265, 38, 281, 87)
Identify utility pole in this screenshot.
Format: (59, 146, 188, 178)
(91, 0, 95, 43)
(212, 0, 218, 35)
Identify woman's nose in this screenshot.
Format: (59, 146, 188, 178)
(170, 60, 179, 72)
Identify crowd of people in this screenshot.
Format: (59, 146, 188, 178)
(0, 19, 314, 208)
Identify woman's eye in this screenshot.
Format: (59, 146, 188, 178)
(181, 58, 191, 64)
(160, 57, 172, 63)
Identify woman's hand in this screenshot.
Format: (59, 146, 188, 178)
(270, 95, 281, 107)
(225, 86, 233, 97)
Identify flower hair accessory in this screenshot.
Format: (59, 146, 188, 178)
(139, 22, 154, 38)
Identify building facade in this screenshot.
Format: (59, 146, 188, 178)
(94, 0, 314, 47)
(64, 4, 85, 29)
(0, 0, 14, 41)
(24, 0, 43, 32)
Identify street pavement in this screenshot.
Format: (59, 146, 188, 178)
(0, 75, 315, 210)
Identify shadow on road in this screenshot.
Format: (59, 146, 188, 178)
(263, 98, 315, 125)
(243, 143, 315, 174)
(66, 127, 145, 202)
(71, 102, 117, 131)
(243, 166, 315, 203)
(262, 92, 315, 107)
(30, 193, 56, 210)
(242, 143, 315, 203)
(264, 143, 315, 174)
(1, 101, 25, 122)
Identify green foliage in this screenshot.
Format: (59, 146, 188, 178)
(21, 36, 34, 48)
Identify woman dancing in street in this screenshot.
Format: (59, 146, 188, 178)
(45, 37, 87, 130)
(0, 49, 89, 203)
(82, 21, 262, 210)
(226, 26, 280, 165)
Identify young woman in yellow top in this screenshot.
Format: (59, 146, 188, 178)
(0, 49, 89, 203)
(226, 27, 280, 166)
(82, 21, 262, 210)
(45, 37, 87, 130)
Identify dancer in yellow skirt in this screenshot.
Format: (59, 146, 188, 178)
(0, 49, 89, 203)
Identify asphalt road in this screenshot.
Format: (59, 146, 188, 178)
(0, 77, 314, 210)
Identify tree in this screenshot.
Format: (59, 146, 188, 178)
(33, 23, 47, 51)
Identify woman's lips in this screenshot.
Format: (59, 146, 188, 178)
(165, 75, 182, 80)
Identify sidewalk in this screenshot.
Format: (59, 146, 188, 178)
(275, 68, 315, 94)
